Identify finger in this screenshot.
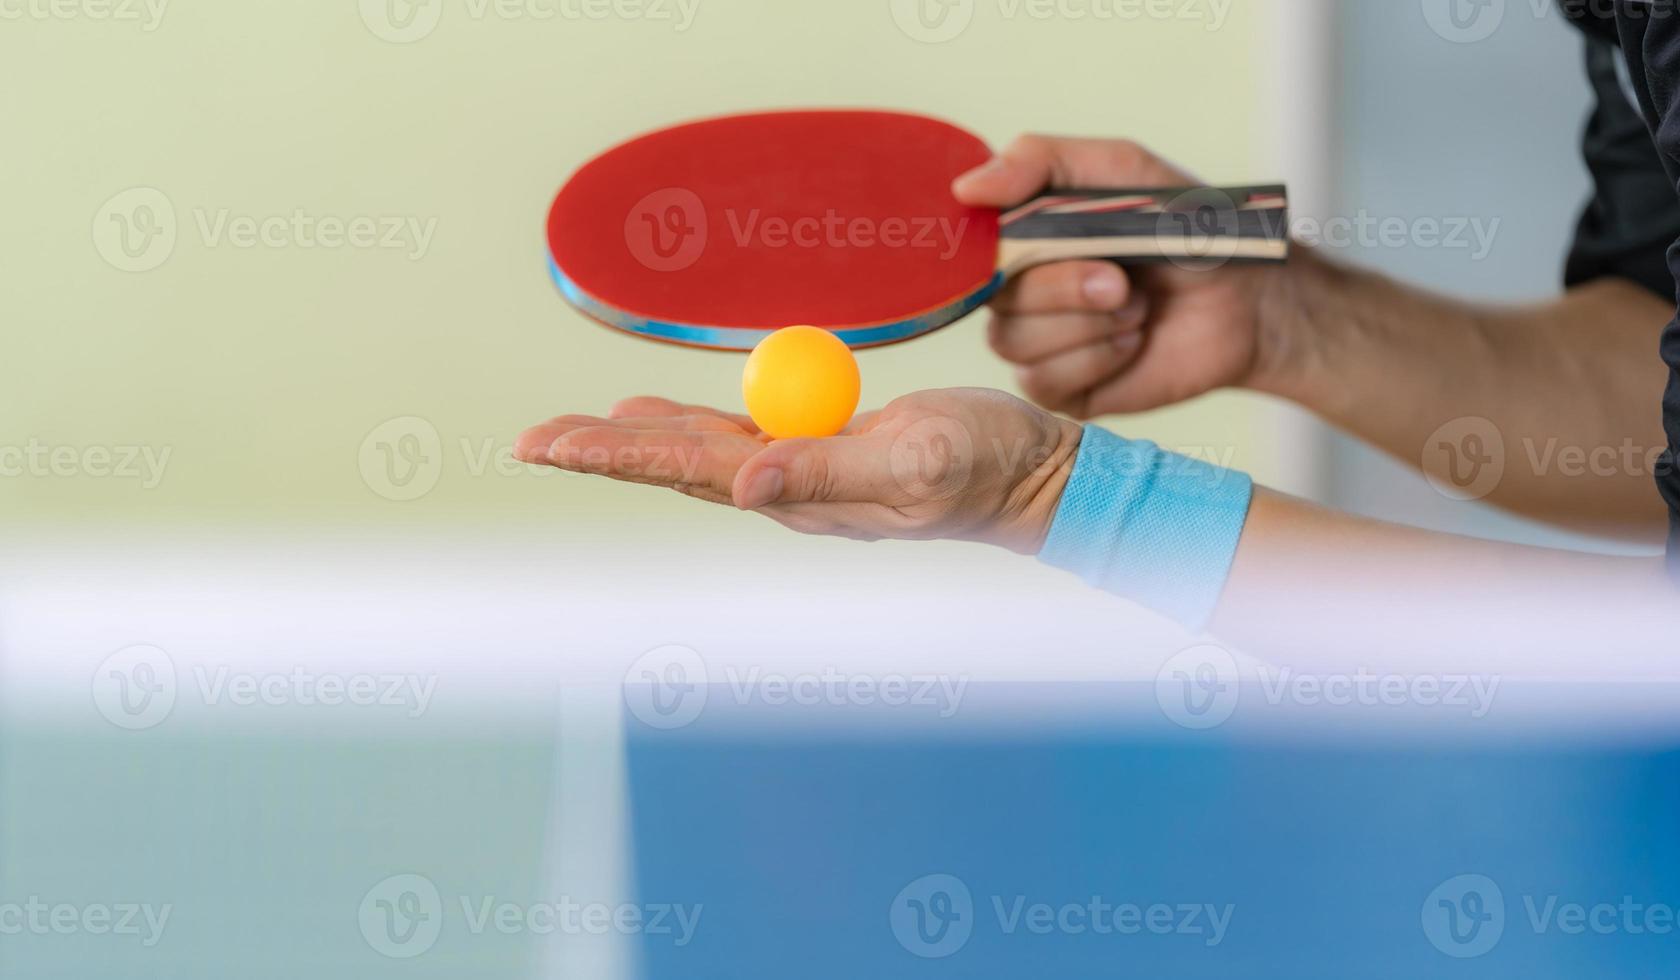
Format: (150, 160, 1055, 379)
(532, 426, 758, 500)
(990, 261, 1132, 315)
(731, 433, 899, 510)
(516, 414, 749, 463)
(538, 413, 744, 434)
(671, 483, 736, 507)
(595, 414, 754, 435)
(988, 305, 1148, 366)
(952, 135, 1192, 207)
(844, 410, 883, 435)
(1015, 334, 1147, 418)
(1083, 333, 1219, 416)
(608, 396, 761, 433)
(557, 428, 752, 499)
(514, 417, 599, 463)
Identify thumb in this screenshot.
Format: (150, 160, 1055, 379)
(732, 435, 894, 510)
(953, 135, 1193, 207)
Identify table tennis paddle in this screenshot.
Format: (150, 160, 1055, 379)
(546, 110, 1288, 351)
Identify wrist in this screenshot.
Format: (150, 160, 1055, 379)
(998, 418, 1084, 556)
(1245, 248, 1337, 405)
(1037, 426, 1255, 630)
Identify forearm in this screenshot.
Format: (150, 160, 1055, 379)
(1037, 427, 1672, 671)
(1209, 488, 1671, 667)
(1250, 250, 1671, 541)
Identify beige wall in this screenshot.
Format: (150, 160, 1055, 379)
(2, 0, 1289, 527)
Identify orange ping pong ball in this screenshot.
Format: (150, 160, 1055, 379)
(742, 326, 861, 440)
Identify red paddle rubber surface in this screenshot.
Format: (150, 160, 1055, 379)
(547, 111, 999, 331)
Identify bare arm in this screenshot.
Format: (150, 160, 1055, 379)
(1254, 252, 1671, 542)
(1210, 488, 1670, 664)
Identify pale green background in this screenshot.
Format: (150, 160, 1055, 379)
(2, 5, 1284, 976)
(2, 0, 1290, 529)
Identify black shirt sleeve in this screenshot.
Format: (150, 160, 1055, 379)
(1600, 3, 1680, 570)
(1564, 35, 1680, 299)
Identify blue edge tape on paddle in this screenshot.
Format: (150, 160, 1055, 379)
(549, 255, 1005, 350)
(1041, 425, 1255, 632)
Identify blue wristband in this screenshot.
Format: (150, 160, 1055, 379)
(1039, 425, 1254, 631)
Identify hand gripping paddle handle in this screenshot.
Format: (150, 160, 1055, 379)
(996, 185, 1289, 274)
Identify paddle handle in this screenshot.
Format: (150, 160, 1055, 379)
(996, 185, 1289, 275)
